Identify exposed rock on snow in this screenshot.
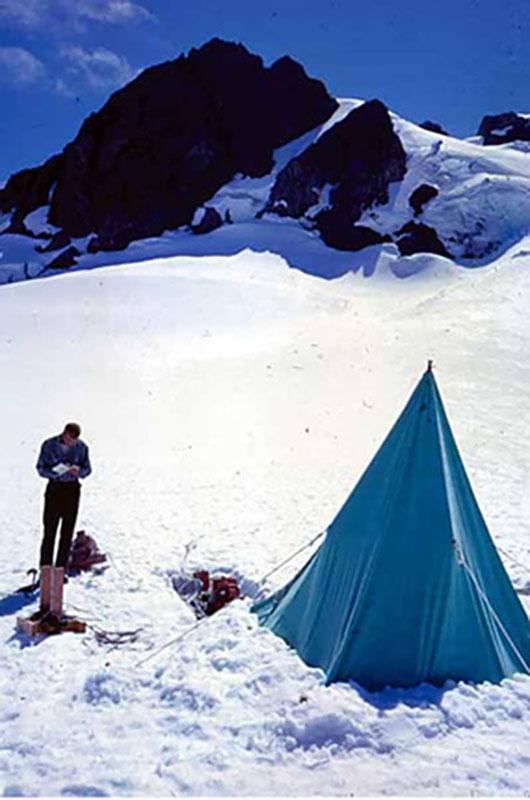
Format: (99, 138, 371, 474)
(3, 216, 36, 237)
(478, 111, 530, 145)
(317, 216, 389, 251)
(419, 120, 449, 136)
(191, 206, 223, 235)
(45, 245, 80, 269)
(262, 100, 407, 234)
(409, 183, 439, 216)
(396, 221, 449, 257)
(0, 154, 62, 226)
(35, 229, 71, 253)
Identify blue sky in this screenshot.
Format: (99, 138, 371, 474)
(0, 0, 529, 180)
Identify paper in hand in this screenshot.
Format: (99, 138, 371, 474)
(52, 463, 71, 476)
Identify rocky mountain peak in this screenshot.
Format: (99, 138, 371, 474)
(0, 38, 337, 251)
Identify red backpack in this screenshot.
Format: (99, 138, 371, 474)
(193, 570, 240, 615)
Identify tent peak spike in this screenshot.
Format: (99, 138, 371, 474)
(426, 359, 434, 373)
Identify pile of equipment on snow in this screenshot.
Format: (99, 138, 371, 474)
(67, 530, 107, 573)
(172, 569, 240, 618)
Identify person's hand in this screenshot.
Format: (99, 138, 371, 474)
(68, 465, 80, 475)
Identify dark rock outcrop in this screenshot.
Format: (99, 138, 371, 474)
(0, 39, 337, 251)
(419, 120, 448, 136)
(86, 237, 101, 254)
(0, 154, 62, 218)
(262, 100, 407, 251)
(35, 230, 71, 253)
(317, 213, 389, 251)
(191, 207, 223, 235)
(45, 245, 81, 269)
(478, 112, 530, 145)
(4, 216, 34, 237)
(409, 184, 439, 216)
(395, 222, 449, 257)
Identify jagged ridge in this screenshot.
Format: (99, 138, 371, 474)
(0, 39, 337, 251)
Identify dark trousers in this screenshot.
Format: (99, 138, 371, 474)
(40, 481, 81, 567)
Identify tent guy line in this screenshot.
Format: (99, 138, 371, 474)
(455, 550, 530, 675)
(259, 529, 327, 583)
(134, 528, 328, 670)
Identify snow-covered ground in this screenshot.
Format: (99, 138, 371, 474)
(1, 245, 529, 795)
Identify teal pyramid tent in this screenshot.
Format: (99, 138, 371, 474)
(253, 366, 530, 689)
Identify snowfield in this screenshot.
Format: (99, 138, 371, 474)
(1, 246, 529, 795)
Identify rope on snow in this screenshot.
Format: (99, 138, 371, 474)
(135, 619, 204, 667)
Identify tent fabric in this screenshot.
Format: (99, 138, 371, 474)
(253, 369, 530, 690)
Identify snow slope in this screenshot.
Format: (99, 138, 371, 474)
(0, 246, 529, 796)
(3, 100, 530, 285)
(368, 109, 530, 261)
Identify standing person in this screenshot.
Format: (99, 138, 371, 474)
(36, 423, 92, 569)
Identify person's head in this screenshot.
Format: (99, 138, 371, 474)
(61, 422, 81, 446)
